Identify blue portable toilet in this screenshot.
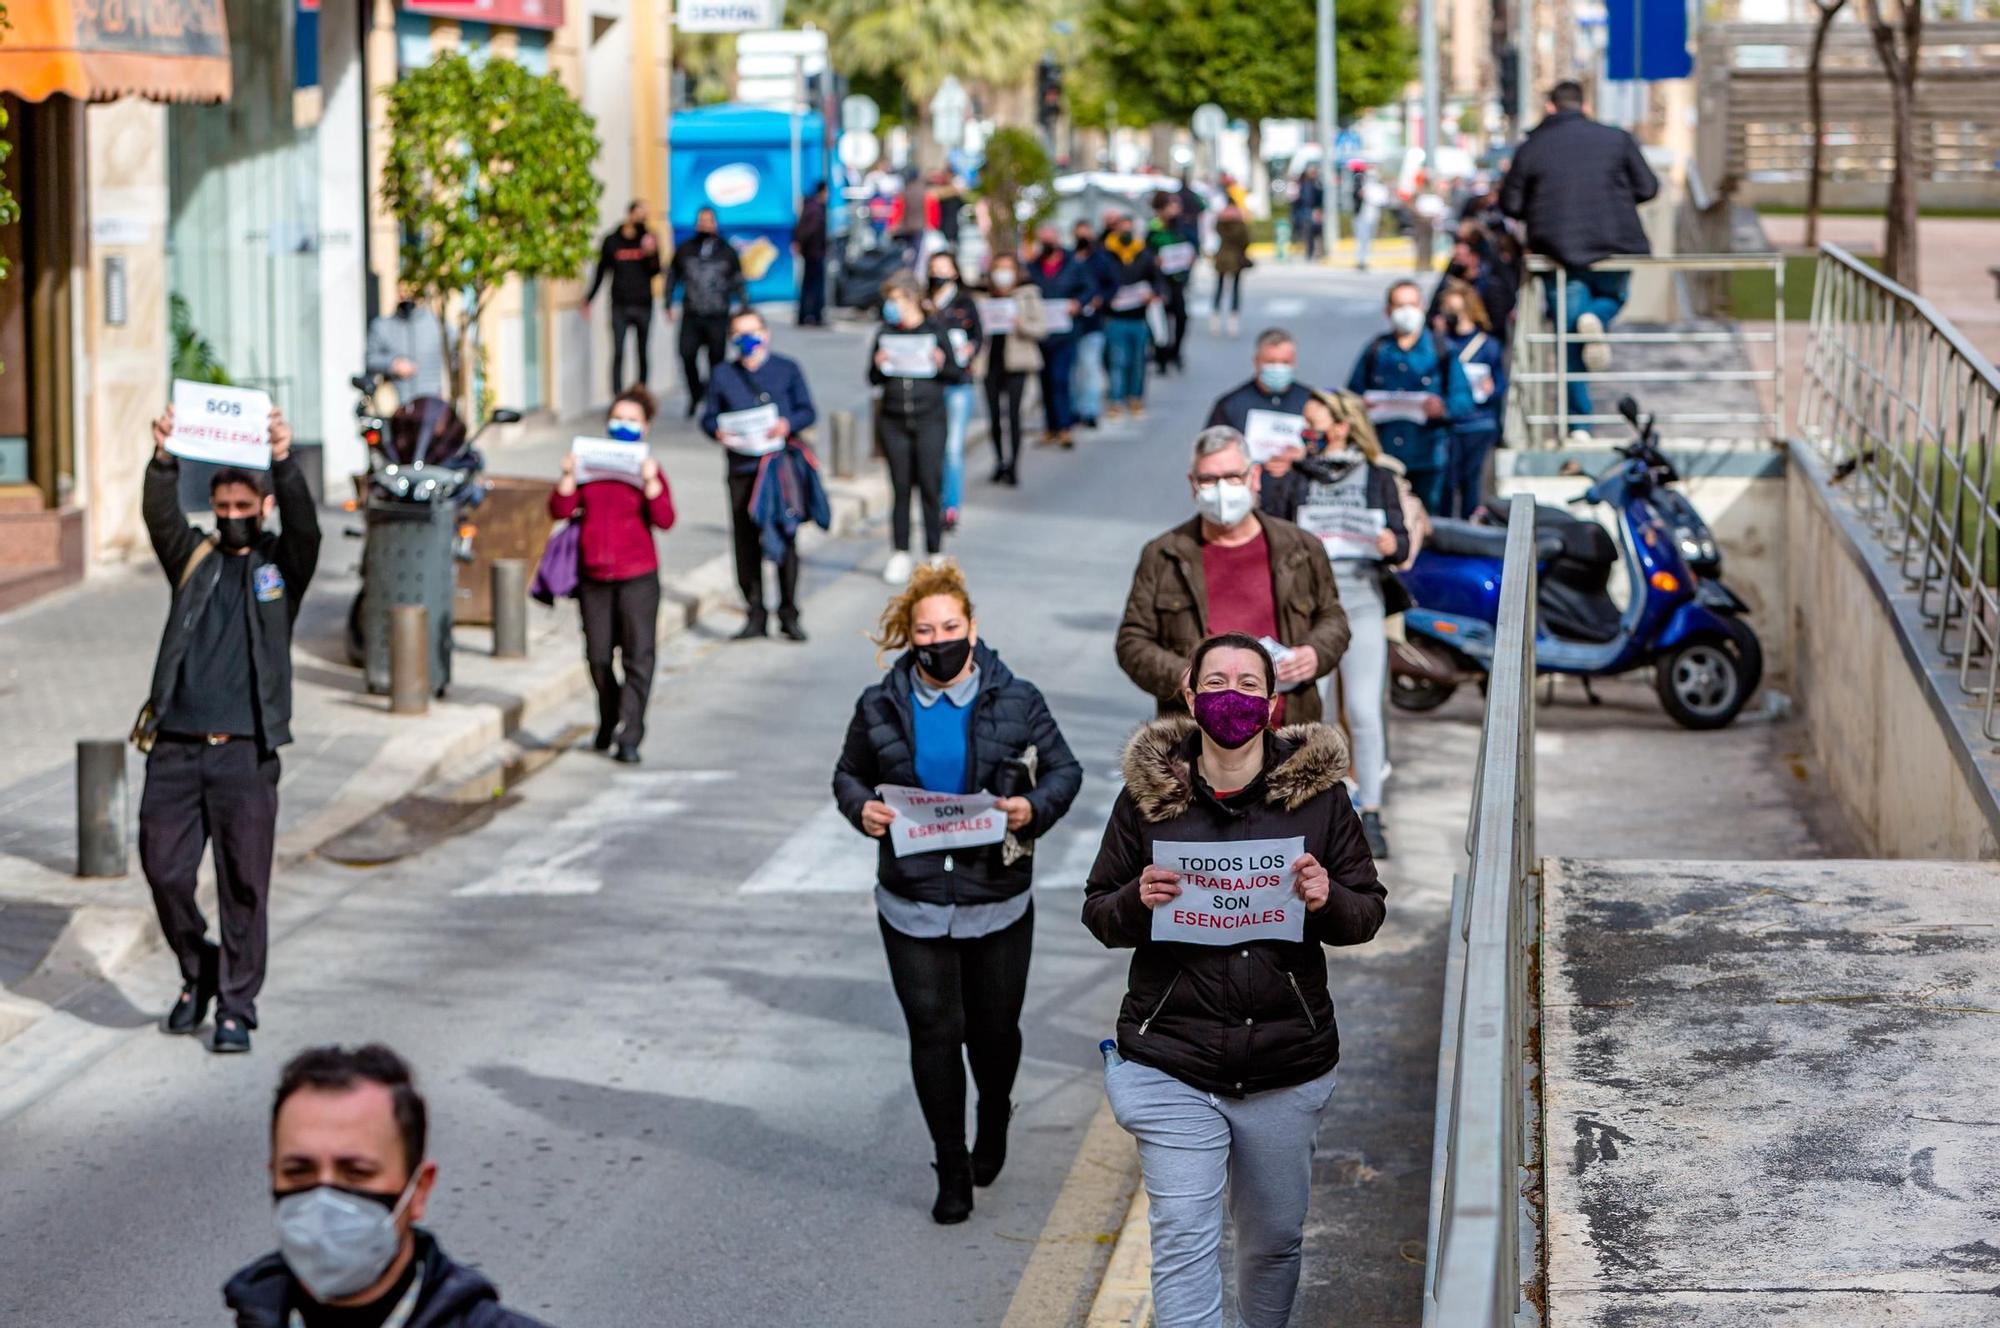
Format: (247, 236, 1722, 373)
(668, 104, 829, 304)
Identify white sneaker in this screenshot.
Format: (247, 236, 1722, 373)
(1575, 312, 1611, 373)
(1208, 313, 1221, 335)
(926, 552, 950, 569)
(883, 550, 914, 586)
(1226, 313, 1240, 337)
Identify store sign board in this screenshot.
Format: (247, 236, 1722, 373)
(400, 0, 567, 31)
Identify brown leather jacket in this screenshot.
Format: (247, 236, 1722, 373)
(1115, 514, 1349, 724)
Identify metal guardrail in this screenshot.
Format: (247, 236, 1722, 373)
(1513, 253, 1786, 446)
(1423, 494, 1540, 1328)
(1799, 242, 2000, 741)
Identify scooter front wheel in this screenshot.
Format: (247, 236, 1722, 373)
(1654, 625, 1756, 730)
(1390, 672, 1458, 712)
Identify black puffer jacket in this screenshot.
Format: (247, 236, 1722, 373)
(834, 643, 1083, 905)
(665, 231, 745, 318)
(225, 1229, 553, 1328)
(1499, 109, 1658, 270)
(869, 316, 967, 421)
(1083, 718, 1386, 1097)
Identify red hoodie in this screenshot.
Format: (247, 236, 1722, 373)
(548, 479, 676, 582)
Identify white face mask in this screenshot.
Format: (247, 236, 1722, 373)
(990, 272, 1016, 292)
(1389, 305, 1426, 337)
(1195, 479, 1256, 527)
(275, 1180, 415, 1303)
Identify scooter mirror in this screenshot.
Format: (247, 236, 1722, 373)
(490, 409, 523, 425)
(1616, 395, 1641, 424)
(350, 373, 375, 393)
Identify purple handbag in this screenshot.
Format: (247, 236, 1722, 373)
(529, 520, 581, 605)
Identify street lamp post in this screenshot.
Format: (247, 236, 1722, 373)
(1421, 0, 1440, 170)
(1316, 0, 1341, 258)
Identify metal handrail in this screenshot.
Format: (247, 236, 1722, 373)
(1798, 242, 2000, 740)
(1424, 494, 1539, 1328)
(1512, 253, 1786, 446)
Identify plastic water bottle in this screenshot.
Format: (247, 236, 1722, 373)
(1100, 1038, 1124, 1069)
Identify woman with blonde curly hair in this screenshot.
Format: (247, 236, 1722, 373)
(832, 560, 1084, 1224)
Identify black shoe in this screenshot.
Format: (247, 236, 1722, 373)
(1361, 810, 1390, 860)
(161, 943, 219, 1035)
(1005, 467, 1020, 488)
(211, 1015, 251, 1054)
(592, 721, 616, 752)
(778, 615, 808, 643)
(614, 743, 641, 765)
(733, 614, 768, 640)
(931, 1152, 975, 1224)
(972, 1102, 1012, 1187)
(989, 465, 1008, 483)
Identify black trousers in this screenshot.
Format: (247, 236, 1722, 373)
(138, 737, 280, 1022)
(727, 471, 799, 619)
(1155, 280, 1188, 370)
(578, 571, 660, 746)
(1218, 269, 1244, 312)
(984, 369, 1028, 472)
(879, 411, 947, 554)
(610, 303, 652, 398)
(678, 310, 730, 407)
(879, 904, 1035, 1157)
(796, 255, 827, 325)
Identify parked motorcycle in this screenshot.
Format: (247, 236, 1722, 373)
(343, 376, 519, 695)
(1390, 395, 1763, 730)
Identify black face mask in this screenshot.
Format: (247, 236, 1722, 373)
(216, 514, 261, 552)
(395, 299, 416, 317)
(915, 636, 973, 684)
(927, 275, 951, 292)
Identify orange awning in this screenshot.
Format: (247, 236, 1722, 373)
(0, 0, 230, 104)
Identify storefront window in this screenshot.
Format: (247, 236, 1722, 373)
(167, 0, 322, 452)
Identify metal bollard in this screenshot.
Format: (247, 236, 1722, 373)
(491, 558, 528, 659)
(390, 603, 430, 715)
(830, 409, 858, 479)
(76, 739, 128, 877)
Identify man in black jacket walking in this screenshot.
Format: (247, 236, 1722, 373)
(583, 200, 661, 399)
(793, 181, 829, 328)
(666, 206, 747, 416)
(1500, 80, 1659, 429)
(139, 404, 320, 1055)
(225, 1044, 553, 1327)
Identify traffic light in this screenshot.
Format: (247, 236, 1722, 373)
(1498, 45, 1520, 118)
(1036, 55, 1063, 128)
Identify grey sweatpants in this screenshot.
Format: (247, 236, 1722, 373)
(1106, 1056, 1339, 1327)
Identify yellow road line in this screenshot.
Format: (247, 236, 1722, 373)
(1000, 1099, 1142, 1328)
(1084, 1187, 1154, 1328)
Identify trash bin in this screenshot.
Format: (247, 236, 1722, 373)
(455, 475, 556, 626)
(362, 496, 460, 696)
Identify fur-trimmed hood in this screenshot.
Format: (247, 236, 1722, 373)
(1120, 717, 1350, 823)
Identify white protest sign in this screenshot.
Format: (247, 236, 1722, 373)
(1364, 390, 1432, 425)
(1150, 836, 1306, 945)
(879, 784, 1006, 858)
(169, 379, 272, 470)
(1039, 301, 1074, 334)
(947, 327, 972, 367)
(1110, 282, 1151, 312)
(1243, 409, 1307, 463)
(879, 332, 939, 378)
(571, 436, 647, 487)
(976, 297, 1018, 334)
(1464, 362, 1495, 405)
(717, 403, 783, 455)
(1297, 504, 1387, 560)
(1156, 242, 1196, 276)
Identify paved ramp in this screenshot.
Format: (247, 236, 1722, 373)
(1542, 858, 2000, 1326)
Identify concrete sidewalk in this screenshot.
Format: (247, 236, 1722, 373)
(0, 307, 899, 1047)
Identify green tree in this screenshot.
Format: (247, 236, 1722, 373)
(0, 2, 17, 290)
(975, 127, 1055, 256)
(794, 0, 1056, 109)
(382, 53, 601, 417)
(1084, 0, 1412, 141)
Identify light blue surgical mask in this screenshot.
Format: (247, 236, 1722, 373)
(731, 333, 765, 360)
(882, 300, 902, 325)
(1257, 362, 1296, 393)
(607, 420, 644, 443)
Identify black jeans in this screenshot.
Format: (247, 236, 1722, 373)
(727, 470, 799, 619)
(1155, 280, 1188, 370)
(984, 369, 1028, 472)
(796, 254, 827, 325)
(1218, 269, 1243, 312)
(879, 411, 947, 554)
(678, 310, 730, 407)
(139, 737, 280, 1022)
(610, 303, 652, 398)
(578, 571, 660, 746)
(878, 904, 1034, 1157)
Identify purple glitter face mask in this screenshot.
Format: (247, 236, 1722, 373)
(1191, 688, 1271, 750)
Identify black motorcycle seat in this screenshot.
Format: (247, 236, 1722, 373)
(1428, 517, 1564, 562)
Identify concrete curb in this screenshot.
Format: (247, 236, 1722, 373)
(1085, 1188, 1155, 1328)
(1000, 1099, 1143, 1328)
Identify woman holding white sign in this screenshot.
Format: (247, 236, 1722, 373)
(972, 253, 1047, 487)
(869, 272, 966, 586)
(1084, 632, 1385, 1328)
(832, 562, 1083, 1225)
(549, 386, 675, 764)
(1262, 390, 1410, 859)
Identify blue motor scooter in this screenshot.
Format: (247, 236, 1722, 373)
(1389, 398, 1763, 729)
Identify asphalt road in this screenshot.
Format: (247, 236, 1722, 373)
(0, 267, 1441, 1327)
